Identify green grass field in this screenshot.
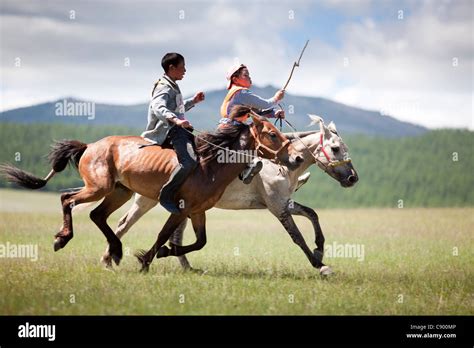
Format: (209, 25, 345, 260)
(0, 189, 472, 315)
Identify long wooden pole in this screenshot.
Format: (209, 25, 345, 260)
(282, 40, 309, 91)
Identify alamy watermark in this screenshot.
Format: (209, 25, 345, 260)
(380, 100, 420, 117)
(217, 149, 258, 163)
(325, 241, 365, 262)
(55, 99, 95, 120)
(18, 322, 55, 341)
(0, 242, 38, 261)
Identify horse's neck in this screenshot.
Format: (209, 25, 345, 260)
(201, 129, 254, 191)
(289, 131, 322, 179)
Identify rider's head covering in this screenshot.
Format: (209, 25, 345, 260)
(226, 63, 247, 89)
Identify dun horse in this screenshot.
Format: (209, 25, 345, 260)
(0, 106, 303, 269)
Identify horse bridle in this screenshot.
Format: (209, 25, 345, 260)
(283, 119, 351, 173)
(249, 123, 290, 162)
(316, 132, 352, 168)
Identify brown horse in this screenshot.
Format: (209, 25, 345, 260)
(1, 107, 303, 269)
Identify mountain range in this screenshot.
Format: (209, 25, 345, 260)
(1, 85, 427, 137)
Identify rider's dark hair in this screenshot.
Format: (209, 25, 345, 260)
(161, 52, 185, 73)
(151, 53, 185, 96)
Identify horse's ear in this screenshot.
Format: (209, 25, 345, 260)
(308, 114, 324, 127)
(327, 121, 338, 134)
(308, 114, 331, 139)
(251, 114, 263, 129)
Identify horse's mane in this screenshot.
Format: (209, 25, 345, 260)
(195, 124, 249, 164)
(283, 131, 318, 141)
(195, 105, 253, 164)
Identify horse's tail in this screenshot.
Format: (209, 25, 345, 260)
(48, 140, 88, 172)
(0, 140, 87, 190)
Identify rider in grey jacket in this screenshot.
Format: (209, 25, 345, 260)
(142, 53, 205, 214)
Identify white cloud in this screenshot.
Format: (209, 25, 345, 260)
(1, 0, 307, 109)
(0, 0, 472, 130)
(285, 0, 473, 129)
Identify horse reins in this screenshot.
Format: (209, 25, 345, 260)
(182, 115, 351, 171)
(248, 124, 290, 162)
(182, 126, 259, 161)
(182, 121, 288, 164)
(273, 39, 349, 171)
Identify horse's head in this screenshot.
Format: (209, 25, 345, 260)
(249, 113, 303, 170)
(308, 115, 359, 187)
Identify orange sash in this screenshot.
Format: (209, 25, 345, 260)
(220, 86, 248, 120)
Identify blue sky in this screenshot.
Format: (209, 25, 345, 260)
(280, 1, 418, 49)
(1, 0, 472, 129)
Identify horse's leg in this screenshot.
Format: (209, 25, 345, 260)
(159, 212, 206, 258)
(90, 183, 133, 267)
(288, 201, 325, 266)
(168, 219, 193, 270)
(101, 194, 158, 267)
(269, 203, 325, 270)
(134, 213, 187, 273)
(54, 186, 111, 251)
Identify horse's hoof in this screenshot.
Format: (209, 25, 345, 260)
(320, 265, 333, 276)
(103, 263, 115, 272)
(180, 263, 193, 271)
(137, 259, 149, 273)
(111, 253, 122, 266)
(139, 265, 150, 273)
(108, 243, 123, 266)
(156, 246, 170, 258)
(100, 254, 113, 268)
(53, 238, 63, 252)
(134, 249, 150, 273)
(187, 267, 207, 275)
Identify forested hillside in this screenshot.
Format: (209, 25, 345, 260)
(1, 87, 427, 138)
(0, 123, 472, 208)
(294, 129, 473, 208)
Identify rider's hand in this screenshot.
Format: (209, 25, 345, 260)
(175, 119, 192, 129)
(275, 110, 285, 119)
(193, 91, 205, 104)
(273, 89, 285, 102)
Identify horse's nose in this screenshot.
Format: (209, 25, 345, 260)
(295, 155, 304, 163)
(348, 175, 358, 184)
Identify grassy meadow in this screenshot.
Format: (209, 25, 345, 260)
(0, 188, 472, 315)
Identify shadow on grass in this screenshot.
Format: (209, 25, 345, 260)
(120, 264, 334, 282)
